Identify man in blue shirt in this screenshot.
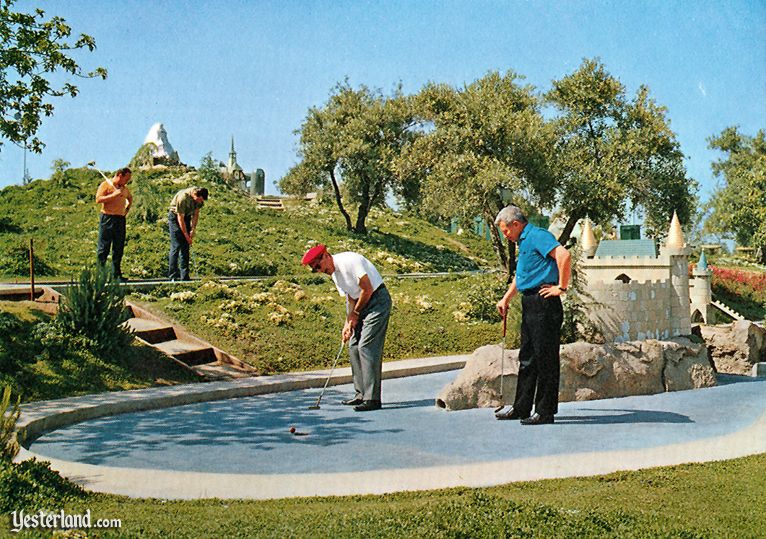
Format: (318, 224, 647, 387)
(494, 205, 571, 425)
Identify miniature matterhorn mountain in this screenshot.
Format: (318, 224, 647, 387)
(143, 123, 181, 165)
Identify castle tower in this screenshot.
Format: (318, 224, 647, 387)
(580, 217, 598, 258)
(662, 211, 692, 336)
(690, 250, 713, 323)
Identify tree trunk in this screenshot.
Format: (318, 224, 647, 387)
(354, 175, 373, 234)
(486, 209, 508, 272)
(329, 169, 353, 231)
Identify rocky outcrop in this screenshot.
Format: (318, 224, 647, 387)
(435, 337, 716, 411)
(700, 321, 766, 375)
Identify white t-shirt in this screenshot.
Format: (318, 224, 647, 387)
(331, 252, 384, 299)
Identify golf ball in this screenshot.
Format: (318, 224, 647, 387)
(289, 426, 296, 434)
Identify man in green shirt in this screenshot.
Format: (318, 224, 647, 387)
(168, 186, 208, 281)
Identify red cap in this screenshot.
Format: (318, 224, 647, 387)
(301, 244, 327, 265)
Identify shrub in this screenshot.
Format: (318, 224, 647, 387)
(0, 458, 86, 513)
(465, 274, 507, 322)
(1, 385, 20, 462)
(56, 264, 134, 353)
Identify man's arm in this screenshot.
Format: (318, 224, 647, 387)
(540, 245, 571, 298)
(125, 189, 133, 213)
(177, 213, 192, 245)
(190, 208, 200, 239)
(496, 276, 518, 317)
(95, 184, 122, 204)
(342, 275, 374, 342)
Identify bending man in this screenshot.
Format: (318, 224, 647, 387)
(494, 205, 571, 425)
(302, 244, 392, 412)
(168, 186, 208, 281)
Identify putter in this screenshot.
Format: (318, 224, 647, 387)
(86, 161, 110, 182)
(493, 311, 508, 414)
(308, 340, 346, 410)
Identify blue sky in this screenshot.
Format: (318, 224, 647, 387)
(1, 0, 764, 203)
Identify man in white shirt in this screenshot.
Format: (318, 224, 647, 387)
(302, 244, 392, 412)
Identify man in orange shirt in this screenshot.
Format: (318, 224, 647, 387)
(95, 167, 133, 281)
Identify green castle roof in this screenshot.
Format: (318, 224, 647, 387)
(595, 239, 657, 258)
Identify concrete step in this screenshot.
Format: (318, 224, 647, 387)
(193, 363, 256, 380)
(154, 339, 217, 366)
(125, 317, 177, 344)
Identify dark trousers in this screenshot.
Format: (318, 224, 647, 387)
(97, 214, 126, 277)
(168, 211, 192, 280)
(513, 292, 564, 417)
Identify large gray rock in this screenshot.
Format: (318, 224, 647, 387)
(436, 337, 715, 411)
(700, 320, 766, 375)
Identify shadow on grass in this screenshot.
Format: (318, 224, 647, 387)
(360, 231, 480, 272)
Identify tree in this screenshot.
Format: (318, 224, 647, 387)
(129, 142, 157, 169)
(546, 59, 697, 244)
(704, 127, 766, 260)
(280, 82, 417, 234)
(50, 158, 70, 187)
(0, 1, 107, 153)
(198, 151, 224, 184)
(395, 71, 556, 273)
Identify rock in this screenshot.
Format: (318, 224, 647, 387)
(700, 321, 766, 375)
(436, 337, 716, 411)
(144, 122, 181, 165)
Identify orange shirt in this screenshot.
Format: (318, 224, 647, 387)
(96, 180, 132, 216)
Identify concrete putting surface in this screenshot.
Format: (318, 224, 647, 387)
(27, 372, 766, 483)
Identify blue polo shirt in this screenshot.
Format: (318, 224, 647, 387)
(515, 223, 560, 292)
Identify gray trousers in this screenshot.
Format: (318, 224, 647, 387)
(348, 285, 392, 402)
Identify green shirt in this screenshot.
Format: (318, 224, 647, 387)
(169, 187, 204, 215)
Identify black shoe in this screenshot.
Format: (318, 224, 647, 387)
(495, 407, 530, 421)
(341, 398, 364, 406)
(521, 413, 554, 425)
(354, 400, 382, 412)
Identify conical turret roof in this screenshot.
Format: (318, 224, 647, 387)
(666, 211, 685, 248)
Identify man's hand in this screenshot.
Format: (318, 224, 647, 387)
(496, 297, 510, 318)
(342, 319, 355, 343)
(540, 284, 565, 298)
(186, 234, 193, 246)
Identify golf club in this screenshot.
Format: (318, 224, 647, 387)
(308, 339, 346, 410)
(493, 311, 508, 414)
(86, 161, 110, 182)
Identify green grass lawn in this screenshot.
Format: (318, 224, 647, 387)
(4, 454, 764, 538)
(0, 301, 198, 403)
(130, 273, 519, 374)
(0, 166, 497, 281)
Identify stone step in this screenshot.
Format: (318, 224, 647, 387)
(154, 339, 217, 366)
(193, 363, 256, 380)
(125, 317, 177, 344)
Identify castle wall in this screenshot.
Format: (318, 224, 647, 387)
(584, 280, 677, 342)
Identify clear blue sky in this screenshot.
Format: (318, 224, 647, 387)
(1, 0, 764, 203)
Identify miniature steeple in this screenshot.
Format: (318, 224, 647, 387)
(696, 250, 708, 272)
(228, 136, 238, 173)
(580, 216, 598, 258)
(666, 211, 685, 249)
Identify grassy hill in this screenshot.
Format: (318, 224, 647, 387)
(0, 166, 497, 280)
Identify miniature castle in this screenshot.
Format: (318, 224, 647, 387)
(579, 212, 713, 342)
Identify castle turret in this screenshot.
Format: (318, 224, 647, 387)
(690, 250, 713, 323)
(662, 211, 692, 336)
(580, 217, 598, 258)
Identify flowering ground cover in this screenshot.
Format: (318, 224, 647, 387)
(709, 265, 766, 321)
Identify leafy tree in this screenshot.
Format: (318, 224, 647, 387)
(50, 158, 70, 187)
(280, 82, 417, 233)
(0, 0, 107, 152)
(546, 58, 697, 244)
(199, 151, 224, 184)
(704, 127, 766, 261)
(396, 71, 555, 273)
